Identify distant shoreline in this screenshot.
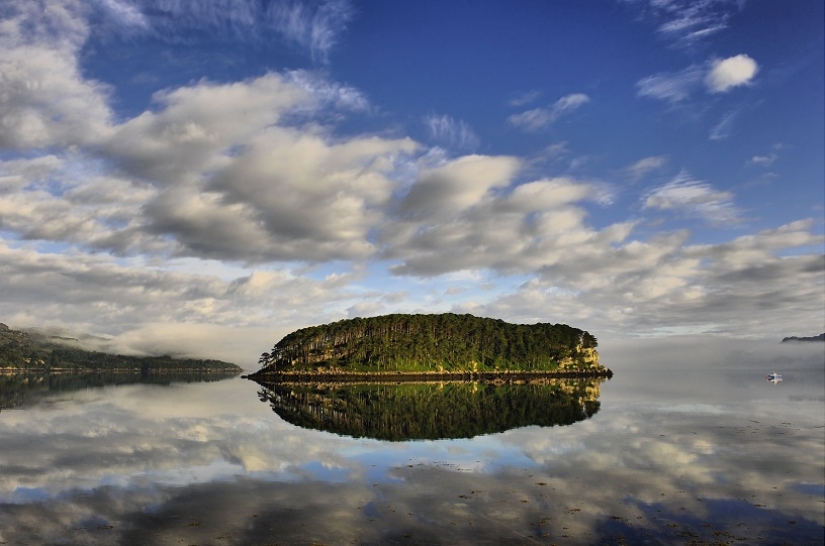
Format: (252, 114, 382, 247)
(0, 368, 241, 375)
(781, 333, 825, 343)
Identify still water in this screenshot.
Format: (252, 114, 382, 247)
(0, 339, 823, 545)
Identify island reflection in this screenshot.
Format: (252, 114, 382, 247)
(256, 378, 604, 440)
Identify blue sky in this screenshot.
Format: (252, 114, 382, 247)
(0, 0, 822, 364)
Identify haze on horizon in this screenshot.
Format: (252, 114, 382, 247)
(0, 0, 822, 365)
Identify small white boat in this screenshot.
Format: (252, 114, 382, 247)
(766, 372, 783, 383)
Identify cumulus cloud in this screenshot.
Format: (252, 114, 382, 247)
(385, 172, 625, 277)
(0, 1, 411, 266)
(191, 129, 417, 262)
(0, 1, 112, 149)
(637, 55, 759, 103)
(396, 154, 521, 221)
(643, 170, 741, 224)
(0, 70, 417, 264)
(423, 114, 480, 151)
(0, 0, 821, 356)
(0, 240, 366, 364)
(0, 155, 64, 194)
(105, 73, 312, 186)
(0, 155, 167, 256)
(507, 93, 590, 131)
(705, 54, 758, 93)
(465, 221, 824, 339)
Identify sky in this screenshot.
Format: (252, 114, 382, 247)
(0, 0, 823, 366)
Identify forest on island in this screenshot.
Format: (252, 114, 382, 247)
(259, 313, 599, 373)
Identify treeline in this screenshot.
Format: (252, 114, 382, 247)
(259, 313, 598, 373)
(780, 333, 825, 343)
(0, 323, 241, 372)
(43, 348, 242, 372)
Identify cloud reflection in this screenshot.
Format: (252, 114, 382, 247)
(0, 343, 823, 544)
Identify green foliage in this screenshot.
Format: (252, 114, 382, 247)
(258, 380, 603, 441)
(263, 313, 598, 373)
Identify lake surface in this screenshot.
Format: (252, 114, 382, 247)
(1, 339, 823, 545)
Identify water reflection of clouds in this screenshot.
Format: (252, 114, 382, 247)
(1, 348, 823, 544)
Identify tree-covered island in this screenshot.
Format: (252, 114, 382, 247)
(250, 313, 611, 380)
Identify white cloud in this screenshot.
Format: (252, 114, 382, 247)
(397, 155, 521, 221)
(637, 54, 758, 103)
(0, 65, 408, 263)
(192, 128, 418, 262)
(106, 74, 311, 185)
(384, 173, 626, 277)
(0, 3, 415, 267)
(508, 90, 541, 107)
(636, 65, 704, 102)
(0, 239, 367, 364)
(284, 70, 370, 111)
(268, 0, 355, 61)
(555, 93, 591, 113)
(538, 142, 570, 160)
(0, 1, 112, 149)
(0, 155, 64, 193)
(705, 54, 758, 93)
(643, 170, 740, 224)
(747, 153, 777, 167)
(0, 0, 821, 358)
(466, 221, 824, 339)
(424, 114, 480, 151)
(94, 0, 149, 30)
(624, 155, 668, 180)
(620, 0, 744, 47)
(507, 93, 590, 131)
(88, 0, 355, 60)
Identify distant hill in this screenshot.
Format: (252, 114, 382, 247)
(253, 313, 606, 376)
(0, 323, 242, 373)
(781, 333, 825, 343)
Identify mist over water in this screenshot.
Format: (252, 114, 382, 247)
(602, 335, 825, 371)
(0, 338, 823, 545)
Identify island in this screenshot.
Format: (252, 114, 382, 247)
(0, 323, 242, 375)
(780, 333, 825, 343)
(248, 313, 611, 381)
(1, 322, 242, 412)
